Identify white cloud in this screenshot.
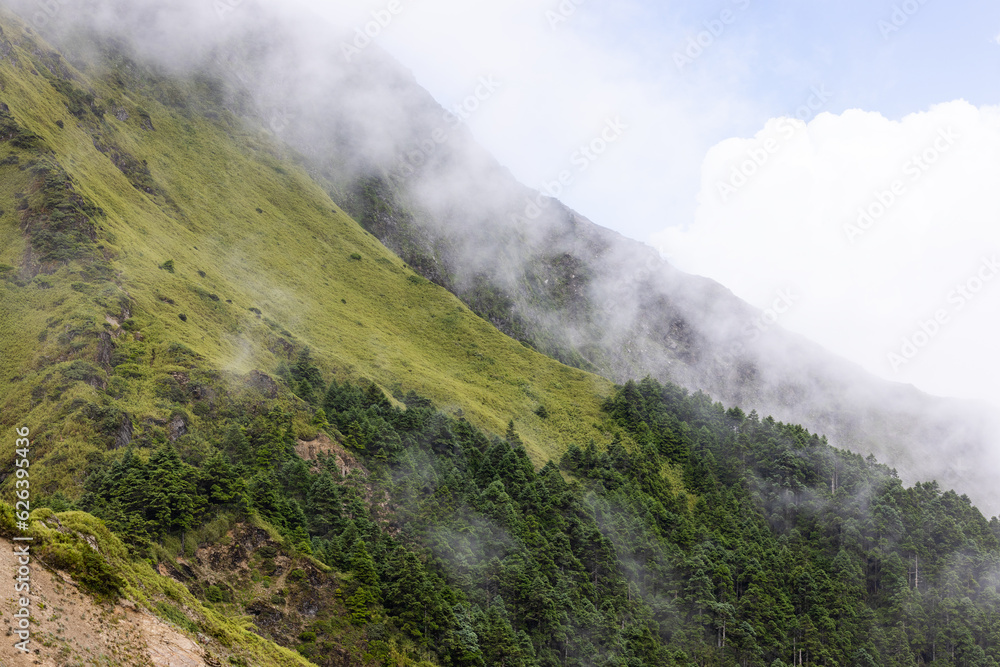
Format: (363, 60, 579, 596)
(294, 0, 764, 241)
(655, 100, 1000, 405)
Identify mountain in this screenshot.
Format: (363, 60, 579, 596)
(160, 4, 1000, 513)
(2, 3, 1000, 666)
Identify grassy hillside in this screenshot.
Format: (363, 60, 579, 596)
(0, 13, 634, 664)
(6, 11, 1000, 667)
(0, 10, 618, 493)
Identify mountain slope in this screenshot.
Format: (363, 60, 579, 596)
(0, 10, 619, 488)
(152, 9, 998, 511)
(4, 6, 1000, 667)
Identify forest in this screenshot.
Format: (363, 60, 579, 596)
(70, 351, 1000, 666)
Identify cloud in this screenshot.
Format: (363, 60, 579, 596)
(655, 100, 1000, 406)
(317, 0, 767, 242)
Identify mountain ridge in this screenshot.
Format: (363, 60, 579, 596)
(3, 4, 1000, 666)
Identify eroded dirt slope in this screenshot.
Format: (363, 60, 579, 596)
(0, 537, 209, 667)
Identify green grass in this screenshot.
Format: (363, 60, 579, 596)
(9, 506, 316, 666)
(0, 10, 620, 482)
(0, 13, 640, 666)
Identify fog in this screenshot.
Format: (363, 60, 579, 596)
(7, 0, 1000, 514)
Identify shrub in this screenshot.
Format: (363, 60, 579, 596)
(349, 253, 362, 261)
(0, 502, 16, 537)
(154, 602, 199, 633)
(160, 259, 175, 273)
(206, 584, 225, 603)
(62, 360, 104, 385)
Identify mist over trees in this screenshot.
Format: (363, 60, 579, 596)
(77, 367, 1000, 666)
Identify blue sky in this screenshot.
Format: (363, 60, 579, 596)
(564, 0, 1000, 234)
(359, 0, 1000, 239)
(615, 0, 1000, 116)
(324, 0, 1000, 407)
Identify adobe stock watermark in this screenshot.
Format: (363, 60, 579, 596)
(844, 127, 958, 244)
(444, 76, 503, 124)
(342, 1, 404, 62)
(719, 288, 798, 366)
(390, 76, 502, 180)
(879, 0, 932, 39)
(27, 0, 69, 28)
(716, 85, 833, 203)
(547, 0, 587, 30)
(674, 0, 752, 72)
(887, 255, 999, 372)
(267, 106, 295, 134)
(12, 426, 33, 654)
(511, 117, 628, 224)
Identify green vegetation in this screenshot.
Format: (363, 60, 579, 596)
(0, 9, 616, 494)
(0, 505, 314, 665)
(61, 365, 1000, 666)
(3, 9, 1000, 667)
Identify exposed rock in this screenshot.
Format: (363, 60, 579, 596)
(246, 370, 279, 398)
(97, 330, 114, 366)
(269, 336, 294, 359)
(168, 413, 187, 441)
(191, 382, 216, 402)
(114, 414, 133, 449)
(0, 36, 14, 65)
(295, 432, 366, 478)
(140, 614, 207, 667)
(246, 601, 285, 630)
